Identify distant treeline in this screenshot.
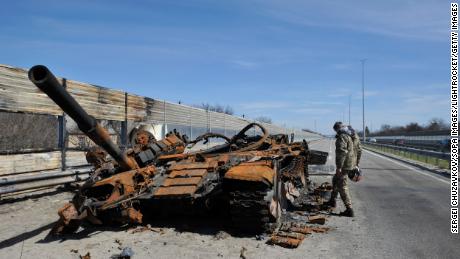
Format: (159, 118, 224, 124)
(190, 103, 273, 123)
(191, 103, 235, 115)
(370, 118, 449, 136)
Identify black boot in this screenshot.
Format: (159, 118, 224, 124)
(339, 208, 354, 217)
(324, 198, 336, 208)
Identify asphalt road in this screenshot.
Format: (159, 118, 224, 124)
(0, 138, 458, 259)
(304, 138, 459, 259)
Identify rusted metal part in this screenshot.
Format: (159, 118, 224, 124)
(154, 186, 197, 196)
(224, 162, 274, 185)
(125, 207, 143, 223)
(156, 153, 188, 162)
(229, 123, 269, 152)
(85, 147, 108, 168)
(48, 121, 330, 237)
(90, 165, 156, 193)
(162, 132, 186, 154)
(280, 222, 330, 234)
(268, 235, 303, 248)
(168, 169, 207, 178)
(134, 130, 154, 146)
(52, 202, 80, 234)
(308, 215, 327, 225)
(269, 222, 330, 248)
(169, 162, 213, 171)
(130, 224, 164, 234)
(162, 177, 202, 186)
(51, 166, 156, 234)
(275, 231, 306, 240)
(91, 123, 138, 170)
(280, 156, 306, 186)
(28, 66, 330, 238)
(188, 132, 231, 145)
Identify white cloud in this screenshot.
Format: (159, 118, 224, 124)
(251, 0, 448, 41)
(310, 101, 344, 105)
(352, 90, 379, 99)
(239, 101, 290, 110)
(230, 60, 259, 68)
(291, 107, 334, 114)
(331, 63, 354, 70)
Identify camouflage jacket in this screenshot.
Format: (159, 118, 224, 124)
(335, 132, 356, 170)
(351, 133, 362, 166)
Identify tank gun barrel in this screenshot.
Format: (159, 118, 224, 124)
(28, 65, 136, 171)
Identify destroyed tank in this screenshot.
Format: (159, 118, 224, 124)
(28, 65, 328, 234)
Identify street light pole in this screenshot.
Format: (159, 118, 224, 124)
(361, 59, 366, 141)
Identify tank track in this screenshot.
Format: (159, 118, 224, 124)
(227, 182, 276, 233)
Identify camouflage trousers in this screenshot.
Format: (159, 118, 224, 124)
(331, 172, 352, 209)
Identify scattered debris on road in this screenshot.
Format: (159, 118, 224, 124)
(239, 246, 247, 259)
(268, 222, 330, 248)
(110, 247, 134, 259)
(21, 64, 335, 257)
(308, 215, 327, 225)
(129, 224, 164, 234)
(213, 230, 231, 240)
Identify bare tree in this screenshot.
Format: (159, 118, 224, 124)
(254, 116, 272, 124)
(192, 103, 235, 115)
(405, 122, 423, 132)
(224, 105, 234, 115)
(372, 118, 449, 136)
(426, 118, 448, 131)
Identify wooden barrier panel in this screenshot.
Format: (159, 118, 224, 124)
(0, 65, 61, 115)
(65, 151, 88, 168)
(0, 151, 61, 176)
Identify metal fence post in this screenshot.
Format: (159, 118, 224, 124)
(189, 109, 193, 139)
(59, 78, 67, 171)
(58, 114, 66, 171)
(163, 100, 167, 138)
(209, 111, 212, 133)
(121, 92, 128, 150)
(224, 114, 227, 137)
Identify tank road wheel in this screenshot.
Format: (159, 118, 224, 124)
(226, 181, 285, 233)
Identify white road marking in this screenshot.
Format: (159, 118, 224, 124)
(364, 150, 449, 185)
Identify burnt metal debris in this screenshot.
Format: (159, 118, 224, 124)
(28, 65, 331, 247)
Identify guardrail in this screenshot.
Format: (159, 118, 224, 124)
(0, 167, 91, 195)
(363, 142, 450, 169)
(364, 142, 450, 159)
(370, 134, 451, 152)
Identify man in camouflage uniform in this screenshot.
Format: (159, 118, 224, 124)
(325, 121, 356, 217)
(348, 125, 362, 167)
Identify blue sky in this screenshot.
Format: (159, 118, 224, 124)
(0, 0, 450, 134)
